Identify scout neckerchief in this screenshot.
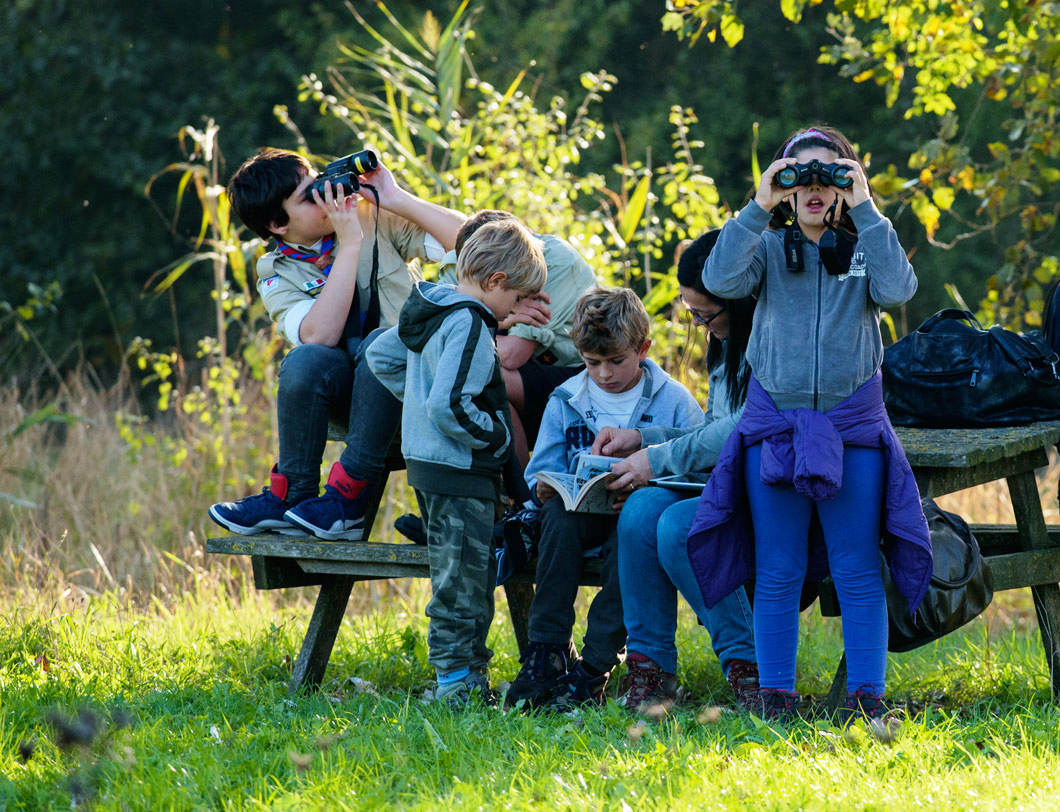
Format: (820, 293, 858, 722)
(274, 184, 384, 346)
(277, 234, 336, 273)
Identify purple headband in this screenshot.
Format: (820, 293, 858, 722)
(782, 128, 833, 158)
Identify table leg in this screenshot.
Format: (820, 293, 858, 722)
(289, 574, 355, 695)
(503, 581, 535, 658)
(826, 653, 848, 713)
(1007, 470, 1060, 699)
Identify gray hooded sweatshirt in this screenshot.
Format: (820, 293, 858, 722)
(705, 199, 917, 412)
(366, 281, 511, 499)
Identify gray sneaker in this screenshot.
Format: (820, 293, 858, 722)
(434, 670, 497, 708)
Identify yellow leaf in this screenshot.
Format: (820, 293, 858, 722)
(911, 194, 941, 238)
(932, 187, 956, 211)
(956, 166, 975, 191)
(619, 175, 652, 246)
(919, 168, 933, 184)
(720, 14, 744, 47)
(853, 69, 875, 83)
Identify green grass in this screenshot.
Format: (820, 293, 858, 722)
(3, 586, 1060, 811)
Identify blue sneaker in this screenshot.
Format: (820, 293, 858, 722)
(209, 465, 301, 535)
(284, 462, 373, 541)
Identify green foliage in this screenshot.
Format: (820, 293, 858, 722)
(296, 2, 726, 298)
(137, 120, 280, 494)
(0, 0, 339, 375)
(663, 0, 1060, 330)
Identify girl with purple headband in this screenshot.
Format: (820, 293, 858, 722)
(686, 124, 932, 723)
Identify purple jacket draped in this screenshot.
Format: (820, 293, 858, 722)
(687, 372, 932, 614)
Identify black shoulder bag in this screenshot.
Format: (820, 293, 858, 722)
(883, 498, 994, 652)
(882, 308, 1060, 427)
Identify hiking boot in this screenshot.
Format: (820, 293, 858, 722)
(836, 685, 899, 726)
(541, 659, 609, 712)
(755, 687, 802, 722)
(726, 659, 760, 711)
(285, 462, 373, 541)
(209, 465, 301, 535)
(506, 640, 577, 709)
(617, 651, 678, 717)
(435, 670, 497, 708)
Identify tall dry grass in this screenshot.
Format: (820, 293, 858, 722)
(0, 369, 416, 613)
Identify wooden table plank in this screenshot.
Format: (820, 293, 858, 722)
(895, 423, 1060, 468)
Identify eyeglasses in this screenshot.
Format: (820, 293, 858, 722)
(681, 299, 726, 327)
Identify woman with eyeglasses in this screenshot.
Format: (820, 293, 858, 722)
(590, 230, 760, 715)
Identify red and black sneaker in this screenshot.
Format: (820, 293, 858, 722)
(726, 659, 760, 711)
(837, 685, 901, 727)
(755, 687, 802, 722)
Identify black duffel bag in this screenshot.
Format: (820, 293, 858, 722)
(882, 308, 1060, 427)
(883, 498, 994, 652)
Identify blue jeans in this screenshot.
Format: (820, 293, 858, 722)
(617, 486, 756, 676)
(276, 330, 400, 501)
(745, 442, 887, 694)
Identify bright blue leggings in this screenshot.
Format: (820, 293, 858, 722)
(745, 443, 887, 694)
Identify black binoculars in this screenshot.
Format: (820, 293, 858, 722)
(305, 149, 379, 200)
(775, 159, 853, 190)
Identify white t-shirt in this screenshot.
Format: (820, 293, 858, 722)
(584, 376, 644, 429)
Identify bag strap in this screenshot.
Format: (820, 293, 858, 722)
(989, 325, 1060, 383)
(928, 511, 984, 589)
(916, 308, 985, 333)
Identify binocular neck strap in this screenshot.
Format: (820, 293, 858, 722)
(360, 184, 382, 335)
(784, 223, 805, 273)
(824, 198, 840, 230)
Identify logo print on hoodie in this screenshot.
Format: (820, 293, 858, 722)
(565, 424, 596, 458)
(838, 251, 867, 281)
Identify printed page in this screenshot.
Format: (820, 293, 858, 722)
(573, 453, 621, 486)
(572, 474, 620, 514)
(534, 471, 580, 511)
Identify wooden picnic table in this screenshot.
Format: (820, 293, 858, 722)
(209, 422, 1060, 700)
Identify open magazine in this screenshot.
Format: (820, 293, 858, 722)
(534, 454, 623, 514)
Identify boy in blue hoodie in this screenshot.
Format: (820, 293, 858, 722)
(366, 219, 547, 705)
(508, 287, 703, 711)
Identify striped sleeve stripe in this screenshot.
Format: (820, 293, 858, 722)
(448, 312, 498, 445)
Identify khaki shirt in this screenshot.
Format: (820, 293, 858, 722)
(255, 199, 434, 344)
(437, 233, 597, 367)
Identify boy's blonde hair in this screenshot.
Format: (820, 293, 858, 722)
(570, 286, 650, 355)
(456, 219, 547, 294)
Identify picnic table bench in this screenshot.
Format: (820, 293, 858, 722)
(208, 422, 1060, 700)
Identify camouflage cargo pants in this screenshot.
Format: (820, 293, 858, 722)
(419, 490, 497, 674)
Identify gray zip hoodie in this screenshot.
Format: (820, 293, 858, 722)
(366, 281, 511, 499)
(639, 354, 745, 476)
(705, 199, 917, 412)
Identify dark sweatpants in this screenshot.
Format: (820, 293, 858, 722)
(526, 497, 625, 672)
